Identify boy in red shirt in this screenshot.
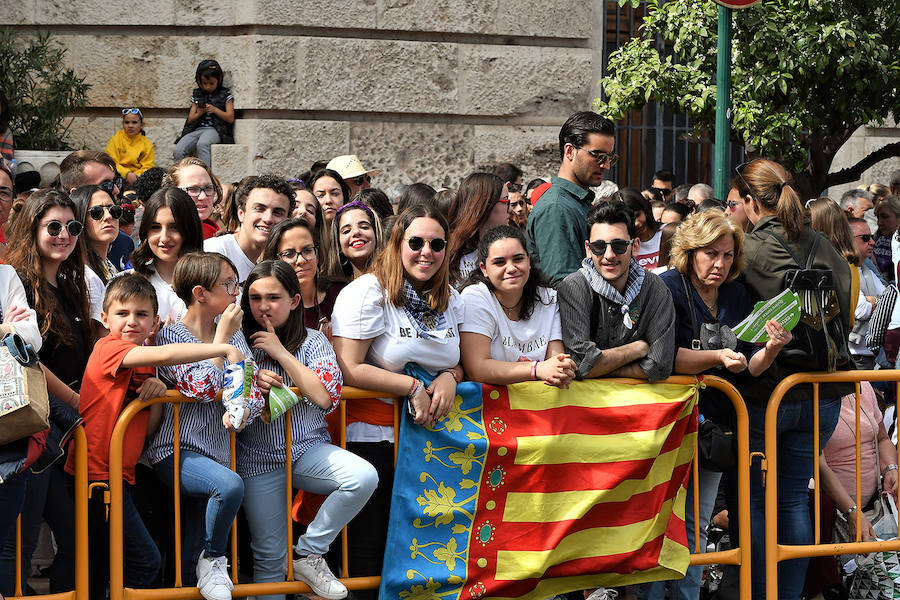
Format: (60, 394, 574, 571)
(66, 274, 246, 599)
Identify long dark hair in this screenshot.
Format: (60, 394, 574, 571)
(5, 189, 91, 348)
(132, 188, 204, 276)
(615, 187, 659, 239)
(447, 172, 504, 280)
(262, 218, 331, 323)
(462, 225, 550, 321)
(71, 185, 116, 284)
(241, 260, 307, 354)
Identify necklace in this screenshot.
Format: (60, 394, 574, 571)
(495, 294, 522, 318)
(701, 294, 718, 316)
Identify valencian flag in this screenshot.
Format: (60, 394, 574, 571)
(378, 369, 699, 600)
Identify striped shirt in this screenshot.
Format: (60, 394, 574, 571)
(236, 329, 343, 478)
(147, 321, 264, 466)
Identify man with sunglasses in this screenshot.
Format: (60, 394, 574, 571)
(526, 111, 619, 285)
(326, 154, 381, 197)
(557, 202, 675, 382)
(650, 169, 676, 204)
(849, 217, 886, 370)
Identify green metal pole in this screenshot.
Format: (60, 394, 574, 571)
(714, 5, 732, 200)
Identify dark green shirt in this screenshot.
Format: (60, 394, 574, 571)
(525, 176, 595, 286)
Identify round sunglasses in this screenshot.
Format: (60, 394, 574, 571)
(406, 236, 446, 253)
(43, 220, 83, 237)
(587, 238, 633, 256)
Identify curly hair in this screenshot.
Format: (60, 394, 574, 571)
(668, 209, 745, 282)
(233, 174, 295, 216)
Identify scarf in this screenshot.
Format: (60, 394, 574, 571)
(402, 279, 449, 341)
(579, 257, 645, 329)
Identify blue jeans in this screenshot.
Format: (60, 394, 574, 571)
(633, 468, 722, 600)
(173, 127, 220, 167)
(242, 442, 377, 600)
(0, 471, 27, 552)
(743, 396, 841, 600)
(154, 451, 243, 566)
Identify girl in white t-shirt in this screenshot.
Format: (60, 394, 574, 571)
(131, 188, 204, 322)
(620, 188, 662, 270)
(331, 204, 463, 598)
(459, 225, 575, 386)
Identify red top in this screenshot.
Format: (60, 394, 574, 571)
(202, 219, 220, 240)
(65, 336, 153, 484)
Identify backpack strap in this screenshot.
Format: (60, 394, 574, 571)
(680, 273, 702, 350)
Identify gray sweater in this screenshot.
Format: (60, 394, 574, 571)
(557, 268, 676, 382)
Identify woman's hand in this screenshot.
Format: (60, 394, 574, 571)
(718, 348, 748, 373)
(424, 371, 457, 428)
(884, 469, 898, 499)
(764, 320, 792, 353)
(215, 303, 243, 342)
(2, 305, 29, 325)
(222, 408, 249, 432)
(408, 380, 431, 426)
(848, 508, 877, 542)
(255, 368, 284, 396)
(250, 316, 288, 360)
(538, 354, 576, 388)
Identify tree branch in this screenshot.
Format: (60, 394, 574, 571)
(826, 141, 900, 189)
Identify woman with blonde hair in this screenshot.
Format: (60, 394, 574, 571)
(807, 198, 860, 266)
(639, 209, 791, 600)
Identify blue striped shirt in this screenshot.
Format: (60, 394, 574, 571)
(147, 321, 263, 466)
(236, 329, 343, 478)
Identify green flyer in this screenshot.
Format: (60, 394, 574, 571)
(733, 288, 802, 343)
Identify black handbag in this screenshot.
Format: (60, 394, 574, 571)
(680, 274, 737, 472)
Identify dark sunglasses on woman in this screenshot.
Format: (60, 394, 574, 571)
(406, 236, 446, 253)
(87, 204, 124, 221)
(44, 220, 83, 237)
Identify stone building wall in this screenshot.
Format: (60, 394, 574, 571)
(11, 0, 606, 189)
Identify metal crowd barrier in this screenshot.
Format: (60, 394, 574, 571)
(764, 369, 900, 600)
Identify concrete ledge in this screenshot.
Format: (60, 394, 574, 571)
(210, 144, 251, 184)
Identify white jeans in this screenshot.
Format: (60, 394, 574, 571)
(241, 442, 377, 600)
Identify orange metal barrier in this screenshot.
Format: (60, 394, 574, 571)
(6, 426, 89, 600)
(764, 369, 900, 600)
(106, 377, 749, 600)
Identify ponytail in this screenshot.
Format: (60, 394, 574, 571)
(740, 159, 805, 240)
(775, 183, 804, 240)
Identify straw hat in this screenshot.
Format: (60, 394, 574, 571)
(326, 155, 381, 180)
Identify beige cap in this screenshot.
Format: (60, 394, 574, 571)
(326, 155, 382, 180)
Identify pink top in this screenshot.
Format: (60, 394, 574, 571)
(823, 382, 883, 505)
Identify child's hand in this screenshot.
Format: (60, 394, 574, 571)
(224, 345, 246, 365)
(256, 368, 283, 396)
(216, 304, 243, 343)
(250, 316, 287, 360)
(136, 377, 167, 402)
(222, 409, 248, 432)
(204, 105, 217, 115)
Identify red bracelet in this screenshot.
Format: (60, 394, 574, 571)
(531, 360, 539, 380)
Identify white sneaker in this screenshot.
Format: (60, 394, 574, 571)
(585, 588, 619, 600)
(292, 553, 348, 599)
(196, 551, 234, 600)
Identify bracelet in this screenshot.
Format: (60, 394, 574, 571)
(408, 377, 420, 398)
(406, 379, 422, 417)
(844, 504, 858, 517)
(884, 464, 898, 474)
(531, 360, 539, 380)
(438, 368, 460, 383)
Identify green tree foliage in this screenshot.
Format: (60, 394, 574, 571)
(0, 28, 90, 151)
(594, 0, 900, 197)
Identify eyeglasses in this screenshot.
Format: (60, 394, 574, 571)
(352, 174, 371, 187)
(98, 178, 122, 199)
(180, 185, 217, 199)
(277, 247, 318, 263)
(43, 220, 83, 237)
(576, 147, 619, 166)
(856, 234, 874, 243)
(725, 200, 738, 209)
(406, 236, 446, 253)
(734, 161, 757, 201)
(88, 204, 124, 221)
(122, 108, 143, 117)
(587, 238, 633, 256)
(217, 279, 240, 295)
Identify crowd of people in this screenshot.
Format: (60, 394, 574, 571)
(0, 100, 899, 600)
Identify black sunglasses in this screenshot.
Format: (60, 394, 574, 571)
(44, 220, 83, 237)
(98, 177, 123, 199)
(352, 174, 372, 186)
(406, 236, 446, 253)
(587, 238, 632, 256)
(856, 234, 874, 243)
(88, 204, 124, 221)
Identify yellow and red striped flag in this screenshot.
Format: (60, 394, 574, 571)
(380, 373, 699, 600)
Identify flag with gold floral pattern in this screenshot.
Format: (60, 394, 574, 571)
(379, 371, 699, 600)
